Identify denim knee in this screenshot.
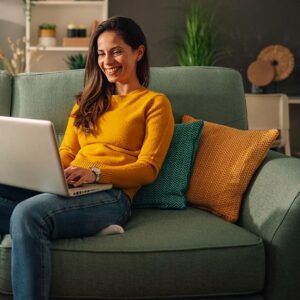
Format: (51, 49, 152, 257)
(10, 199, 47, 240)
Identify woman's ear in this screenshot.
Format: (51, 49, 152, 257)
(136, 45, 145, 61)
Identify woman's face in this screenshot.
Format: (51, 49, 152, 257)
(97, 31, 144, 85)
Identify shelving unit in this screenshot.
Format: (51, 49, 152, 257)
(25, 0, 108, 72)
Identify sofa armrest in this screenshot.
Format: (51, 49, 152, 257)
(239, 150, 300, 300)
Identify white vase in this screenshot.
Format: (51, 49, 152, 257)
(38, 37, 56, 47)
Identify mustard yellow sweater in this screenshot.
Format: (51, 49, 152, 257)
(59, 88, 174, 199)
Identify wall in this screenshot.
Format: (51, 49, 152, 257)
(1, 0, 300, 96)
(0, 0, 25, 67)
(109, 0, 300, 95)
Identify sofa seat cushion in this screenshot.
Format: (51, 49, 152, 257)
(0, 208, 264, 299)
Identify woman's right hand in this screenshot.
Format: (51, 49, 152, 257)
(64, 166, 96, 187)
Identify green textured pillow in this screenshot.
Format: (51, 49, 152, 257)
(133, 120, 203, 209)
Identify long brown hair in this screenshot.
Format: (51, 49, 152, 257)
(73, 16, 150, 133)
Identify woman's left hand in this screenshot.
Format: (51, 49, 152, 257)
(64, 166, 96, 187)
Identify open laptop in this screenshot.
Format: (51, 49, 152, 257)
(0, 116, 112, 197)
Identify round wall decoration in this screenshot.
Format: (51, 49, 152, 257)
(257, 45, 294, 81)
(247, 60, 274, 87)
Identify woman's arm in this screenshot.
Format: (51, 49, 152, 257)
(59, 105, 80, 168)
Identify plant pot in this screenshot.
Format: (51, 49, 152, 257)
(38, 37, 56, 47)
(38, 29, 56, 47)
(39, 29, 56, 38)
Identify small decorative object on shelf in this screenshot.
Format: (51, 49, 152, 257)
(247, 45, 295, 93)
(67, 23, 87, 38)
(258, 45, 294, 81)
(62, 37, 90, 47)
(0, 36, 42, 75)
(247, 60, 274, 92)
(77, 24, 87, 37)
(0, 37, 26, 74)
(63, 21, 97, 47)
(25, 0, 108, 72)
(67, 24, 77, 37)
(38, 23, 56, 47)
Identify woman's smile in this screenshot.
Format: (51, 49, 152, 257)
(104, 66, 122, 76)
(97, 31, 144, 92)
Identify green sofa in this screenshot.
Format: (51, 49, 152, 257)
(0, 67, 299, 300)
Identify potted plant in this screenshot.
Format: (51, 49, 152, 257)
(64, 53, 87, 69)
(177, 4, 220, 66)
(38, 23, 56, 47)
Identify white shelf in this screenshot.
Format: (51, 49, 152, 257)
(29, 46, 88, 51)
(288, 97, 300, 104)
(31, 1, 104, 5)
(25, 0, 108, 72)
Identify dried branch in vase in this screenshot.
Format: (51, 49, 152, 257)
(0, 37, 43, 75)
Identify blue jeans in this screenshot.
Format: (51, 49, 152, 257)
(0, 184, 131, 300)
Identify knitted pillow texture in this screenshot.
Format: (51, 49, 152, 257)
(182, 115, 279, 223)
(133, 120, 204, 209)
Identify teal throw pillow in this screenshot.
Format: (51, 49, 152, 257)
(133, 120, 203, 209)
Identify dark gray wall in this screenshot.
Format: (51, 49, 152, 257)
(109, 0, 300, 95)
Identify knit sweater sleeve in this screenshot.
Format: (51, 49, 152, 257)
(59, 105, 80, 168)
(100, 95, 174, 188)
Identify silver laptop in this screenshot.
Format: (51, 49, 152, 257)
(0, 116, 112, 197)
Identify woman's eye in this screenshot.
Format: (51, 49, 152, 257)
(113, 50, 122, 56)
(98, 52, 105, 57)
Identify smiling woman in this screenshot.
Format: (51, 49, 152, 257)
(97, 31, 145, 94)
(72, 17, 150, 134)
(0, 16, 175, 300)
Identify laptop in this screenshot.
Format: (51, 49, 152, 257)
(0, 116, 112, 197)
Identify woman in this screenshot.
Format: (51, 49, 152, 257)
(0, 16, 174, 299)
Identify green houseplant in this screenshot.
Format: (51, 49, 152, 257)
(177, 4, 219, 66)
(39, 23, 56, 37)
(38, 23, 56, 47)
(64, 53, 87, 69)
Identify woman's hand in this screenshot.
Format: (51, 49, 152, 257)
(64, 166, 96, 187)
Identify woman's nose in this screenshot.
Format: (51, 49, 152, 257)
(104, 53, 113, 65)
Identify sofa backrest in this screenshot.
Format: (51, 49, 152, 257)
(2, 66, 247, 134)
(0, 70, 12, 116)
(11, 69, 85, 134)
(149, 66, 247, 128)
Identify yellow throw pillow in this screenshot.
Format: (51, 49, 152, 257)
(182, 115, 279, 223)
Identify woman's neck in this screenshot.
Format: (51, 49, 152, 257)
(115, 80, 142, 96)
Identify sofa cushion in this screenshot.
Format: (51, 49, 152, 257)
(0, 208, 264, 299)
(149, 67, 247, 127)
(182, 115, 279, 223)
(133, 121, 203, 209)
(10, 66, 247, 135)
(0, 71, 12, 116)
(11, 70, 85, 133)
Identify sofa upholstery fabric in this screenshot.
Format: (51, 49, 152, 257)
(148, 67, 247, 128)
(0, 208, 264, 298)
(0, 71, 11, 116)
(182, 116, 278, 223)
(133, 121, 204, 209)
(0, 67, 299, 299)
(11, 70, 84, 134)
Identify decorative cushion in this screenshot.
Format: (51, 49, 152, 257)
(133, 120, 204, 209)
(182, 115, 279, 223)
